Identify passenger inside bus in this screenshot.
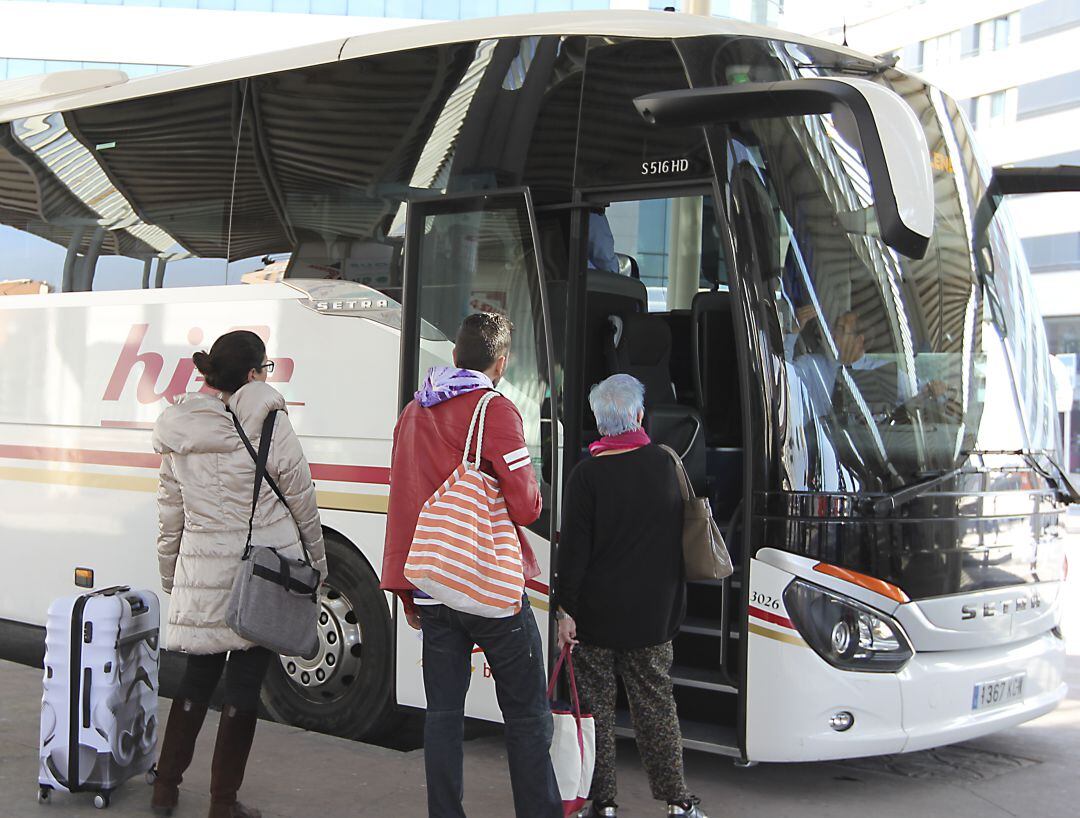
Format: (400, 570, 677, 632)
(587, 209, 619, 274)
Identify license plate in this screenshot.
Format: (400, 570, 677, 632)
(972, 673, 1025, 711)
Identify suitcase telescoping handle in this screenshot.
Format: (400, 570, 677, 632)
(89, 585, 131, 598)
(86, 585, 150, 615)
(83, 585, 150, 618)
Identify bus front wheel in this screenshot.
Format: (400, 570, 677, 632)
(260, 533, 396, 740)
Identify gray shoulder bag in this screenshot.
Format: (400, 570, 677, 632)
(225, 409, 321, 659)
(659, 444, 734, 582)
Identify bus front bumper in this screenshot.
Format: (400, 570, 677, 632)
(898, 628, 1066, 752)
(744, 615, 1065, 762)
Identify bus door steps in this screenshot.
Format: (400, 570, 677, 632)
(670, 665, 737, 693)
(680, 616, 724, 637)
(615, 710, 740, 757)
(687, 577, 741, 590)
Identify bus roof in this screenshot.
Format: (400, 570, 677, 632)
(0, 10, 877, 123)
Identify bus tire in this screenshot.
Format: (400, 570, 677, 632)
(260, 533, 397, 740)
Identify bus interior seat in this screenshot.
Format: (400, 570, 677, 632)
(616, 252, 639, 279)
(692, 291, 742, 447)
(606, 312, 706, 494)
(666, 309, 696, 405)
(580, 270, 649, 435)
(691, 290, 743, 523)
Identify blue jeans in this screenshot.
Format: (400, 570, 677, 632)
(419, 596, 562, 818)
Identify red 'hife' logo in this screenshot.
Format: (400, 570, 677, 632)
(103, 324, 295, 405)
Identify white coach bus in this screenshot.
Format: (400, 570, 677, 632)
(1, 10, 1076, 762)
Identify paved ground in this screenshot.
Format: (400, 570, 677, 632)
(2, 536, 1078, 817)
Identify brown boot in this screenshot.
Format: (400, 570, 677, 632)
(151, 698, 210, 816)
(207, 706, 261, 818)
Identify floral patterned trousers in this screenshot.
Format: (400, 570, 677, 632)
(572, 641, 689, 803)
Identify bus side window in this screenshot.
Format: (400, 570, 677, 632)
(227, 235, 403, 303)
(0, 93, 244, 292)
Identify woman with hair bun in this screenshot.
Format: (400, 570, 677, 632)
(150, 330, 326, 818)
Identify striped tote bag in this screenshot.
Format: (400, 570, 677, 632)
(404, 391, 526, 618)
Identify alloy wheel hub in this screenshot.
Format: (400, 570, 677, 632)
(279, 586, 362, 703)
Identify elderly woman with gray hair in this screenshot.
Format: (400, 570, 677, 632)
(554, 374, 707, 818)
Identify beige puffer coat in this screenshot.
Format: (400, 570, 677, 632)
(153, 381, 326, 654)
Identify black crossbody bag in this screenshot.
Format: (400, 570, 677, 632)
(224, 409, 321, 658)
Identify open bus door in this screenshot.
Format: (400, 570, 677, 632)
(395, 189, 560, 718)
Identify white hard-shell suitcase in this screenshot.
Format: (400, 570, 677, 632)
(38, 586, 160, 809)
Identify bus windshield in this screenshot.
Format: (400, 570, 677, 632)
(730, 61, 1056, 490)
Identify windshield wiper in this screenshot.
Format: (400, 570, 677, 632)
(963, 449, 1079, 505)
(1014, 450, 1080, 505)
(865, 450, 1079, 516)
(865, 466, 966, 516)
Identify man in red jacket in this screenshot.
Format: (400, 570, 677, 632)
(382, 313, 561, 818)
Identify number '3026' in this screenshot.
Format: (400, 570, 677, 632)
(751, 592, 780, 610)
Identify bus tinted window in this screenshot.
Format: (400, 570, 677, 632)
(576, 38, 711, 188)
(732, 107, 987, 485)
(0, 92, 233, 291)
(600, 194, 728, 311)
(714, 38, 1054, 487)
(410, 195, 552, 491)
(219, 42, 491, 297)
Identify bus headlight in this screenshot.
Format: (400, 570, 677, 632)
(783, 579, 913, 673)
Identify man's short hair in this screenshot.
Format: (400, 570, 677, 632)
(455, 313, 514, 372)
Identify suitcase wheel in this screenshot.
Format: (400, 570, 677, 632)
(93, 793, 110, 810)
(37, 785, 51, 804)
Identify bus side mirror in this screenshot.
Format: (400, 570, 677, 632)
(971, 165, 1080, 337)
(634, 77, 935, 259)
(973, 165, 1080, 248)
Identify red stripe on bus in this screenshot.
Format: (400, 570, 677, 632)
(0, 444, 390, 485)
(748, 606, 795, 631)
(525, 578, 550, 595)
(0, 444, 160, 469)
(101, 420, 156, 430)
(309, 464, 390, 484)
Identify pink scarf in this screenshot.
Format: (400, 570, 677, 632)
(588, 428, 651, 456)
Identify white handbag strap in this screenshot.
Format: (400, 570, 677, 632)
(463, 391, 499, 469)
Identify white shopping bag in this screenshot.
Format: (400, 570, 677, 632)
(548, 646, 595, 817)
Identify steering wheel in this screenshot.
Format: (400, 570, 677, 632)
(886, 382, 964, 425)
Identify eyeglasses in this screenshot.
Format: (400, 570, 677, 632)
(256, 361, 275, 374)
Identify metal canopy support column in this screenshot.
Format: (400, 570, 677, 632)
(154, 258, 168, 288)
(667, 197, 703, 311)
(77, 227, 107, 292)
(60, 226, 87, 293)
(141, 258, 153, 289)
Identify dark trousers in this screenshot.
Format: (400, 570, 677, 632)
(573, 641, 688, 803)
(419, 596, 562, 818)
(175, 647, 273, 712)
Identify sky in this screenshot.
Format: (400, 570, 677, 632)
(779, 0, 920, 38)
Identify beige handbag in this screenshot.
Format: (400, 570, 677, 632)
(659, 445, 734, 582)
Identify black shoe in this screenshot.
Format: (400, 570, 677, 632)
(583, 801, 618, 817)
(668, 795, 708, 817)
